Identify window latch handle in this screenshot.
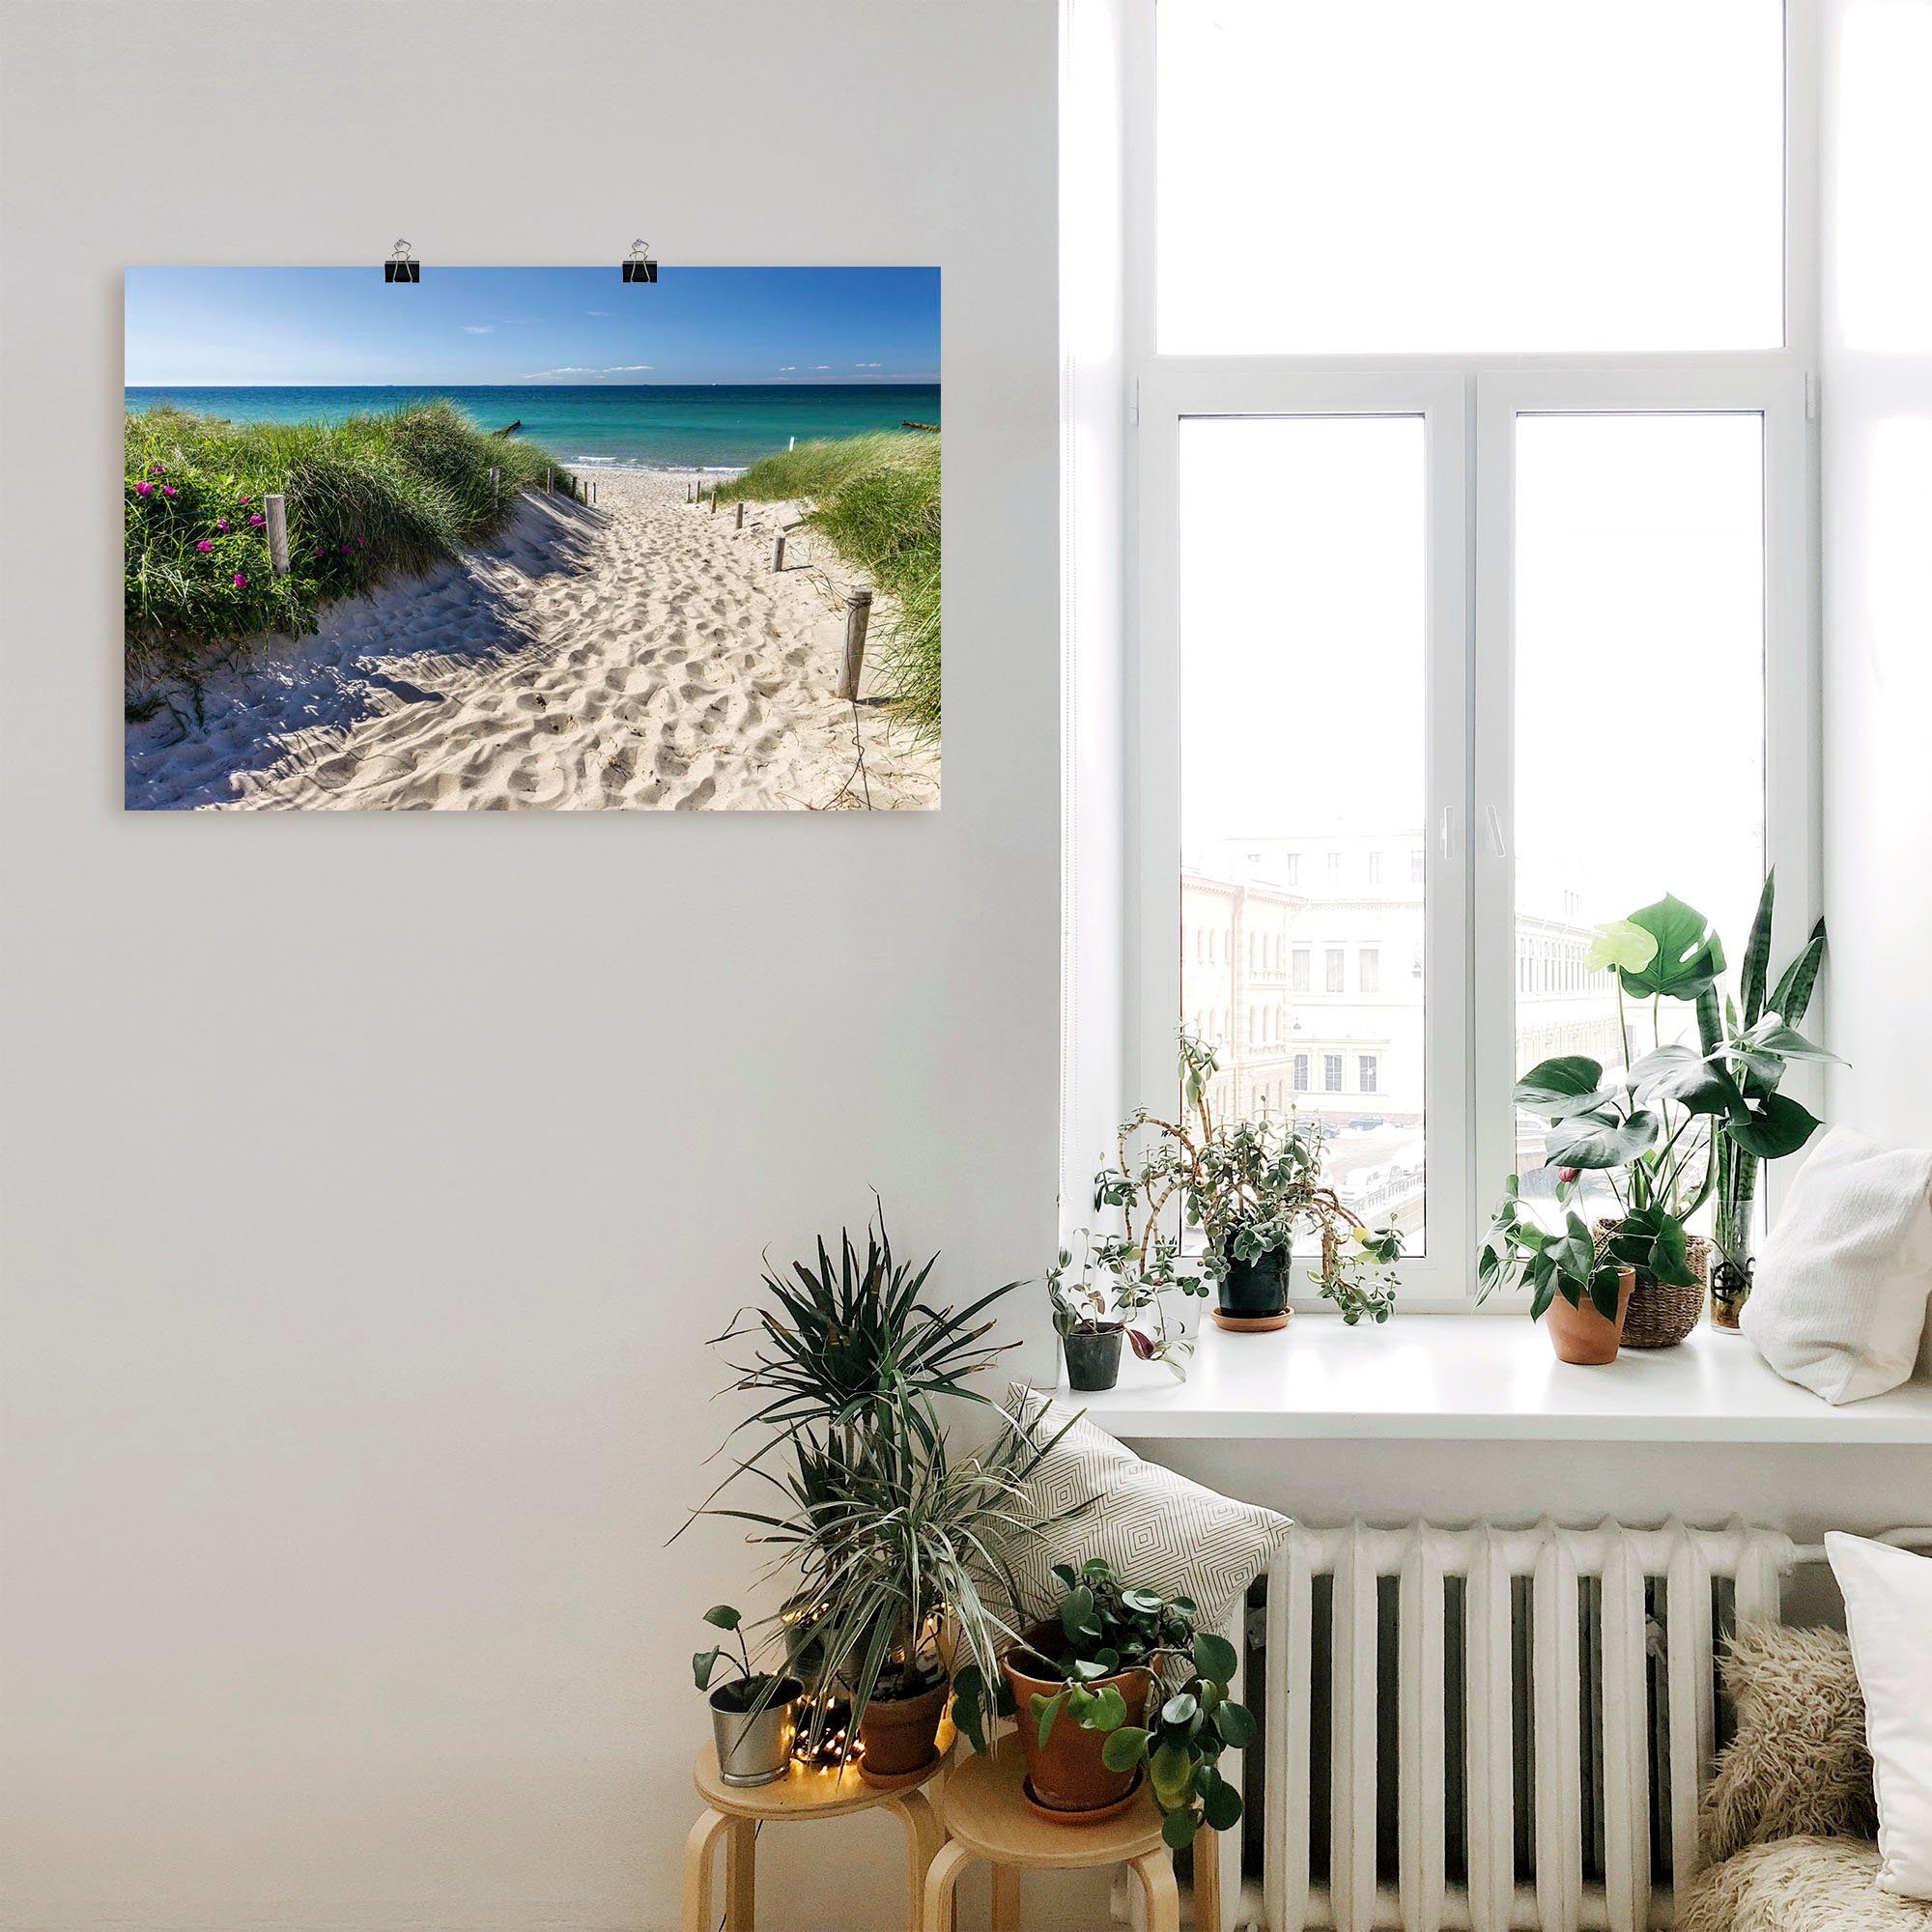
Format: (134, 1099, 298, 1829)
(1484, 804, 1508, 858)
(1438, 806, 1457, 860)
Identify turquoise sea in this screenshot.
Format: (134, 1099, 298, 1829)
(122, 384, 942, 471)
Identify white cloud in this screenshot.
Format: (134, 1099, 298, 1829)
(462, 326, 495, 334)
(586, 309, 611, 317)
(813, 364, 831, 371)
(778, 365, 798, 373)
(605, 364, 652, 372)
(521, 364, 655, 381)
(522, 366, 601, 379)
(854, 361, 882, 368)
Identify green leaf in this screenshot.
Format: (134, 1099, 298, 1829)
(1191, 1632, 1238, 1685)
(1086, 1684, 1129, 1733)
(701, 1605, 742, 1631)
(1033, 1690, 1066, 1751)
(1585, 919, 1660, 976)
(1100, 1725, 1151, 1773)
(1149, 1741, 1195, 1808)
(1161, 1691, 1200, 1729)
(1162, 1806, 1201, 1851)
(1619, 896, 1726, 1001)
(1589, 1264, 1624, 1321)
(1628, 1045, 1744, 1120)
(1543, 1109, 1662, 1171)
(1121, 1588, 1165, 1614)
(693, 1647, 721, 1690)
(1203, 1777, 1244, 1832)
(1739, 871, 1776, 1029)
(1728, 1094, 1823, 1160)
(1215, 1700, 1257, 1748)
(1514, 1057, 1610, 1121)
(950, 1666, 988, 1756)
(1766, 922, 1827, 1028)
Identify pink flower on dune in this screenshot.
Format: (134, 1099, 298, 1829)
(148, 463, 165, 475)
(195, 539, 213, 554)
(232, 573, 248, 588)
(339, 543, 351, 554)
(239, 495, 252, 506)
(160, 485, 177, 497)
(214, 518, 229, 531)
(134, 481, 154, 497)
(248, 514, 265, 527)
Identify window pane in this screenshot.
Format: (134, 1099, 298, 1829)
(1512, 413, 1766, 1211)
(1158, 0, 1784, 353)
(1179, 415, 1427, 1246)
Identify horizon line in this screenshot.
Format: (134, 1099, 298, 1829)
(126, 377, 941, 389)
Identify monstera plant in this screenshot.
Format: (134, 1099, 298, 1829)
(1509, 884, 1834, 1323)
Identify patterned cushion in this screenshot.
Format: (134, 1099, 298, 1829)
(992, 1384, 1292, 1638)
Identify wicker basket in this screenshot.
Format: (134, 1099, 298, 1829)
(1597, 1220, 1708, 1349)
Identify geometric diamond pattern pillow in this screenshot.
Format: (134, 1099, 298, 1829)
(989, 1382, 1292, 1639)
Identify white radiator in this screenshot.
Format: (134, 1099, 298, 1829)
(1251, 1518, 1792, 1932)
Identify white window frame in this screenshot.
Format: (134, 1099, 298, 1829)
(1120, 0, 1821, 1310)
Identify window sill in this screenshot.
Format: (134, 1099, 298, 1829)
(1061, 1314, 1932, 1445)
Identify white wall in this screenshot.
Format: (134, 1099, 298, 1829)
(1819, 0, 1932, 1149)
(0, 5, 1061, 1929)
(1818, 0, 1932, 1369)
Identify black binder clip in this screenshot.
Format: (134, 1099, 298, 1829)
(384, 240, 420, 285)
(621, 240, 659, 284)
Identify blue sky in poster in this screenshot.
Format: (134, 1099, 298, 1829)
(124, 266, 940, 386)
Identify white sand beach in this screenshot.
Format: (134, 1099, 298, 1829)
(124, 469, 939, 810)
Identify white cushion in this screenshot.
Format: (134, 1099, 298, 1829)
(1741, 1127, 1932, 1405)
(1826, 1533, 1932, 1899)
(993, 1384, 1290, 1638)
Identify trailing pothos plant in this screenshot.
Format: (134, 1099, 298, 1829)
(952, 1559, 1255, 1850)
(1509, 886, 1833, 1297)
(1090, 1033, 1404, 1333)
(1046, 1226, 1185, 1368)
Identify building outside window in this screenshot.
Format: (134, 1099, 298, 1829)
(1293, 1053, 1309, 1092)
(1360, 948, 1379, 994)
(1324, 947, 1345, 993)
(1323, 1054, 1343, 1094)
(1359, 1054, 1378, 1094)
(1292, 948, 1310, 992)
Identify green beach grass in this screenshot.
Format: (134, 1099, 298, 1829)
(125, 400, 565, 688)
(716, 431, 940, 740)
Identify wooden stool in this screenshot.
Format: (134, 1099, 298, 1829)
(921, 1738, 1220, 1932)
(682, 1743, 945, 1932)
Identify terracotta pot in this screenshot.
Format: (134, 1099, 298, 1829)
(1543, 1266, 1635, 1365)
(1000, 1623, 1154, 1814)
(856, 1677, 948, 1782)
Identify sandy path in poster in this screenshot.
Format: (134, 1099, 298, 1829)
(124, 469, 938, 811)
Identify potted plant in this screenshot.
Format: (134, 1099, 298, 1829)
(1479, 1175, 1635, 1364)
(1094, 1033, 1402, 1337)
(693, 1604, 805, 1787)
(1047, 1229, 1175, 1391)
(1702, 872, 1831, 1325)
(952, 1558, 1253, 1846)
(1531, 890, 1835, 1338)
(747, 1416, 1065, 1781)
(685, 1210, 1082, 1782)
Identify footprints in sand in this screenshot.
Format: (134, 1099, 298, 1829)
(148, 469, 939, 810)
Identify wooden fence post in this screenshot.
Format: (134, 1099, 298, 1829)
(770, 531, 786, 572)
(264, 493, 290, 577)
(546, 466, 554, 494)
(838, 587, 873, 700)
(710, 487, 719, 514)
(490, 467, 500, 502)
(734, 501, 745, 531)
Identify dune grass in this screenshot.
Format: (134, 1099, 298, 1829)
(125, 400, 566, 689)
(717, 431, 940, 740)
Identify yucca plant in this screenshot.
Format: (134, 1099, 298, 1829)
(714, 1414, 1074, 1752)
(704, 1213, 1022, 1491)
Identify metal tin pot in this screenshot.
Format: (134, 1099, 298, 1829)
(1217, 1239, 1290, 1320)
(710, 1675, 804, 1787)
(1063, 1325, 1124, 1391)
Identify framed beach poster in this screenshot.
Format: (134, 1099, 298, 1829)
(124, 267, 940, 810)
